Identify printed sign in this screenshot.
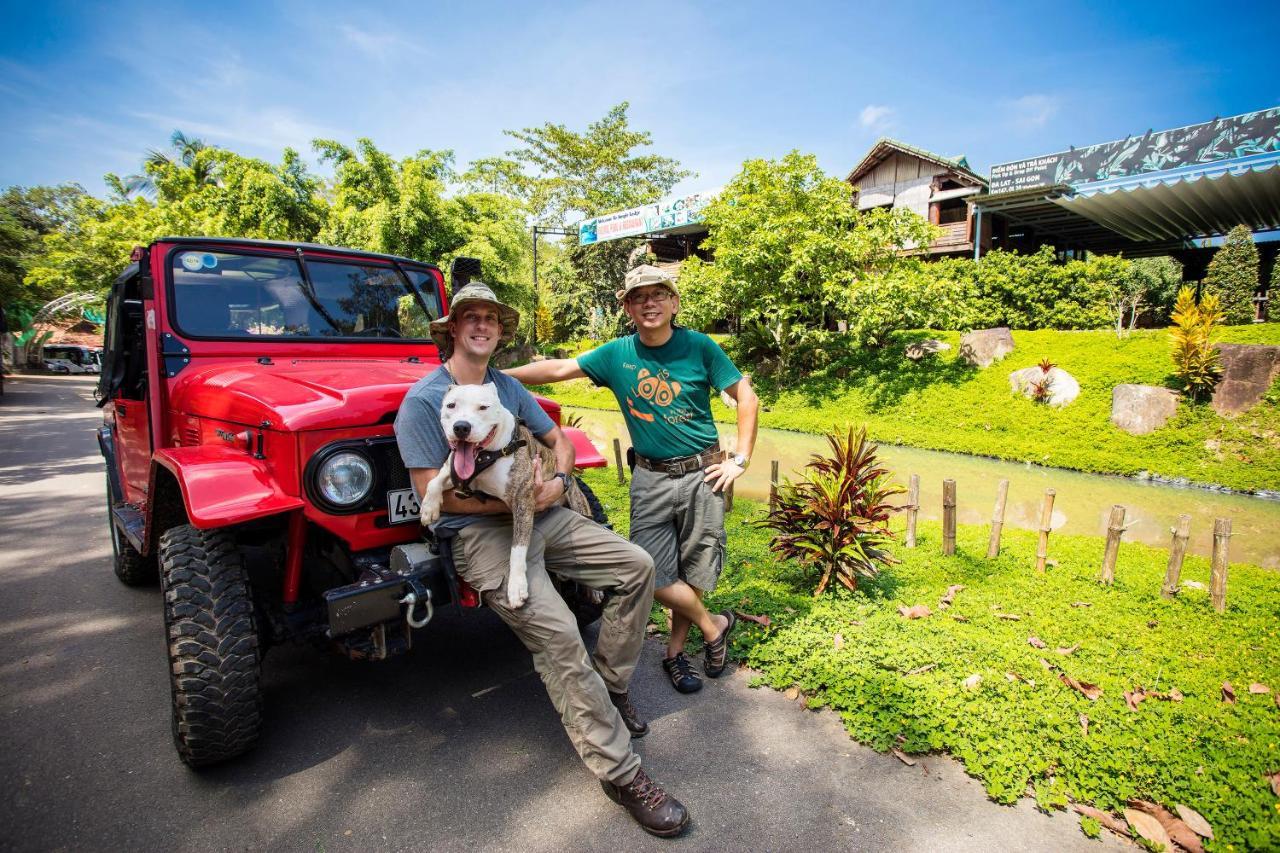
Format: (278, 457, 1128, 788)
(989, 107, 1280, 194)
(578, 188, 721, 245)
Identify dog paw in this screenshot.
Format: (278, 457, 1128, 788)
(419, 500, 442, 525)
(506, 575, 529, 609)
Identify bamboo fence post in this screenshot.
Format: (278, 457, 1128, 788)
(942, 479, 957, 556)
(769, 460, 780, 511)
(905, 474, 920, 549)
(1162, 515, 1191, 599)
(986, 479, 1009, 558)
(612, 438, 625, 485)
(1099, 505, 1126, 584)
(1035, 489, 1056, 573)
(1210, 517, 1231, 614)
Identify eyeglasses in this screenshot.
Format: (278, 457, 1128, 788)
(625, 290, 672, 306)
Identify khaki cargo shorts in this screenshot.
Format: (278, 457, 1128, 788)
(629, 464, 726, 592)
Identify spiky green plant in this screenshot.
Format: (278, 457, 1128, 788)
(757, 426, 903, 596)
(1169, 286, 1223, 400)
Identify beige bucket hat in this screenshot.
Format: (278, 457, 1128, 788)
(616, 264, 678, 302)
(429, 281, 521, 356)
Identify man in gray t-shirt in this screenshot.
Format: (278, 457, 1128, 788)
(393, 282, 690, 838)
(396, 366, 555, 535)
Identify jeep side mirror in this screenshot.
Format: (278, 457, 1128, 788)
(450, 257, 482, 293)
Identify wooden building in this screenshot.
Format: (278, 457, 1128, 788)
(846, 138, 992, 257)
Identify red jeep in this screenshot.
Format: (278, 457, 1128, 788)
(98, 238, 608, 768)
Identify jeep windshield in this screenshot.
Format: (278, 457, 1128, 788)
(170, 248, 441, 340)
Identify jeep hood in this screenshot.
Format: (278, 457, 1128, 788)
(169, 359, 439, 431)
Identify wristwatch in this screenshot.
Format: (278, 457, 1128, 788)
(731, 453, 750, 468)
(553, 472, 572, 491)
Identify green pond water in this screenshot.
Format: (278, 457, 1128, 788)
(567, 407, 1280, 570)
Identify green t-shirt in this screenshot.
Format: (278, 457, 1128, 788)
(577, 328, 743, 461)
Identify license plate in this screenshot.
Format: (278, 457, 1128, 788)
(387, 488, 420, 524)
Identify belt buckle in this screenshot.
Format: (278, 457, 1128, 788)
(664, 461, 682, 477)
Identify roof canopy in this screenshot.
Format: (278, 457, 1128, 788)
(981, 107, 1280, 253)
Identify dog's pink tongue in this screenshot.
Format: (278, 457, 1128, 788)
(454, 442, 478, 480)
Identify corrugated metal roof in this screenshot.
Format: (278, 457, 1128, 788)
(1053, 152, 1280, 242)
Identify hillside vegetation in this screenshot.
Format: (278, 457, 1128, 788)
(547, 324, 1280, 493)
(579, 468, 1280, 851)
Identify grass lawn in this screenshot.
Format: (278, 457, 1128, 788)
(546, 324, 1280, 493)
(579, 467, 1280, 850)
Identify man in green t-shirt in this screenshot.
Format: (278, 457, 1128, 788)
(507, 265, 759, 695)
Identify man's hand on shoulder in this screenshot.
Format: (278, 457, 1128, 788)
(504, 358, 587, 385)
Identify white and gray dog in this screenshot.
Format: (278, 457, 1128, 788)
(420, 383, 591, 608)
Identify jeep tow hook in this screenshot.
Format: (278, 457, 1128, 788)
(400, 583, 433, 629)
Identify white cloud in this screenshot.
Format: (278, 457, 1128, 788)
(129, 108, 338, 153)
(1006, 94, 1058, 130)
(339, 24, 423, 57)
(859, 104, 894, 130)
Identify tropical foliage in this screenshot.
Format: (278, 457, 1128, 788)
(758, 426, 903, 595)
(581, 466, 1280, 851)
(677, 151, 935, 371)
(1170, 286, 1224, 400)
(4, 103, 688, 348)
(1204, 225, 1260, 324)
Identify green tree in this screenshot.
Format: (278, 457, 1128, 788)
(1, 184, 86, 309)
(315, 139, 539, 332)
(28, 149, 324, 297)
(314, 138, 462, 261)
(125, 130, 219, 199)
(488, 103, 689, 341)
(1205, 224, 1260, 324)
(1124, 256, 1183, 324)
(678, 151, 934, 368)
(502, 102, 691, 225)
(442, 191, 535, 330)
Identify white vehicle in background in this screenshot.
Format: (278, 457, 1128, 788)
(43, 344, 101, 374)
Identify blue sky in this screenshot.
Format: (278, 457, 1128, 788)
(2, 0, 1278, 204)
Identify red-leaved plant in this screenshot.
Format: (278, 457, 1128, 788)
(758, 426, 904, 596)
(1030, 358, 1056, 402)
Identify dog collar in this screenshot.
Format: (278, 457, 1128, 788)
(452, 431, 528, 499)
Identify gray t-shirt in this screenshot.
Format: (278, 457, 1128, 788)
(394, 365, 556, 532)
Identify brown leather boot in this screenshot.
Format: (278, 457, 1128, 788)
(609, 691, 649, 738)
(601, 768, 690, 837)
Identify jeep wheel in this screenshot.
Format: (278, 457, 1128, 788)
(576, 478, 610, 528)
(107, 481, 156, 585)
(158, 524, 262, 768)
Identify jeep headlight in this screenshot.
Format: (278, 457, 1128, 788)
(316, 452, 374, 507)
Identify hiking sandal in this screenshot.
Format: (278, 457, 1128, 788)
(703, 610, 736, 678)
(661, 652, 703, 693)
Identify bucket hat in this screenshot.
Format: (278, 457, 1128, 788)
(616, 264, 678, 303)
(429, 281, 520, 356)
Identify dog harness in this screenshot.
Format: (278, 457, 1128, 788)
(452, 432, 528, 501)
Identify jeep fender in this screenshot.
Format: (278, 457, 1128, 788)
(153, 446, 304, 530)
(562, 426, 607, 468)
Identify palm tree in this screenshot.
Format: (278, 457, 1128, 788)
(125, 130, 219, 197)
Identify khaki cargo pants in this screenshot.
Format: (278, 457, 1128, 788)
(450, 506, 655, 784)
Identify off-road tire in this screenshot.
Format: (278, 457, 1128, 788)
(158, 524, 262, 768)
(561, 477, 611, 628)
(576, 478, 610, 528)
(107, 480, 156, 586)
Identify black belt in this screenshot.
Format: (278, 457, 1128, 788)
(634, 445, 724, 476)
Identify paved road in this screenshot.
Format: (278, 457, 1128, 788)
(0, 376, 1123, 852)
